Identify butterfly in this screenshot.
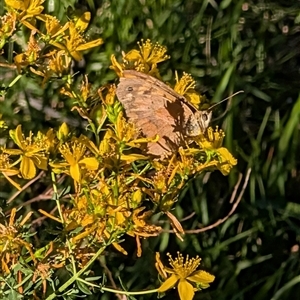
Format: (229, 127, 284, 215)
(116, 70, 213, 158)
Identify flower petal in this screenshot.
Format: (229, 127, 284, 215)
(178, 279, 194, 300)
(5, 0, 25, 10)
(31, 156, 48, 170)
(188, 270, 215, 284)
(10, 125, 24, 148)
(70, 163, 80, 182)
(20, 156, 36, 179)
(79, 157, 99, 170)
(157, 274, 179, 292)
(216, 147, 237, 175)
(120, 153, 149, 163)
(76, 38, 103, 51)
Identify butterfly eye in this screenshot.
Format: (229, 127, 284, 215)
(202, 114, 208, 121)
(194, 110, 212, 133)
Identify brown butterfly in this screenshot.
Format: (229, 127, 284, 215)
(116, 70, 213, 158)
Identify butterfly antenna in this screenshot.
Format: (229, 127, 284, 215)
(208, 90, 244, 112)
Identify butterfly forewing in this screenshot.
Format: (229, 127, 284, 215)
(116, 70, 196, 157)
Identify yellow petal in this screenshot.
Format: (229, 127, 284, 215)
(31, 156, 48, 170)
(5, 0, 25, 10)
(186, 91, 205, 109)
(130, 134, 160, 144)
(131, 189, 143, 205)
(112, 242, 128, 255)
(10, 125, 24, 148)
(3, 148, 23, 155)
(217, 147, 237, 165)
(58, 122, 69, 141)
(2, 169, 19, 176)
(216, 147, 237, 175)
(188, 270, 215, 284)
(2, 172, 21, 190)
(20, 156, 36, 179)
(123, 49, 142, 61)
(155, 252, 168, 278)
(120, 153, 149, 163)
(79, 157, 99, 170)
(21, 20, 40, 31)
(76, 38, 103, 51)
(75, 12, 91, 31)
(110, 54, 123, 76)
(49, 41, 66, 50)
(79, 135, 99, 154)
(178, 279, 194, 300)
(69, 50, 83, 61)
(70, 163, 80, 182)
(157, 274, 179, 292)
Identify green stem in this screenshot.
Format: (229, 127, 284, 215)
(101, 287, 158, 295)
(88, 120, 100, 145)
(50, 173, 77, 277)
(76, 277, 158, 296)
(8, 74, 22, 87)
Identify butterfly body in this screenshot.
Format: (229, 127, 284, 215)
(116, 70, 212, 157)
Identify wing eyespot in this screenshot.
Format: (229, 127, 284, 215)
(127, 86, 133, 92)
(143, 90, 151, 95)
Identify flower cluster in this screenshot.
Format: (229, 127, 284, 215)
(0, 2, 235, 297)
(2, 0, 102, 84)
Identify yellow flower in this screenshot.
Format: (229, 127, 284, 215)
(5, 0, 45, 31)
(48, 50, 72, 75)
(5, 125, 49, 179)
(130, 207, 162, 238)
(51, 139, 99, 183)
(29, 49, 72, 86)
(37, 14, 69, 40)
(55, 19, 103, 61)
(174, 72, 204, 108)
(156, 252, 215, 300)
(105, 95, 123, 124)
(174, 72, 196, 96)
(199, 126, 225, 150)
(196, 127, 237, 175)
(110, 39, 170, 77)
(137, 39, 170, 64)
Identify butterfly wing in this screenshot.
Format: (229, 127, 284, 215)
(116, 70, 194, 157)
